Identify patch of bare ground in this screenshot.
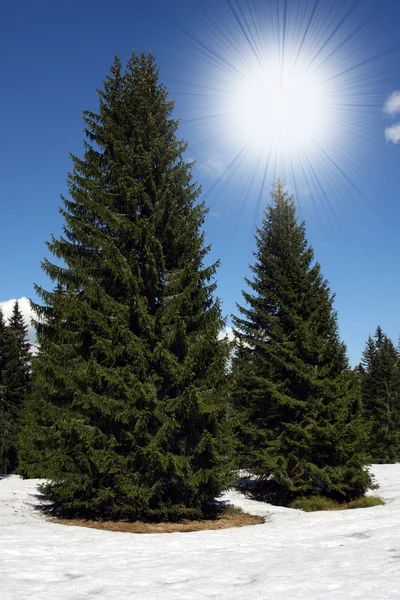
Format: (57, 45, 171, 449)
(54, 507, 264, 534)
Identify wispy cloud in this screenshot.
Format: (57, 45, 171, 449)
(385, 123, 400, 144)
(383, 91, 400, 116)
(0, 297, 36, 346)
(199, 155, 229, 180)
(384, 92, 400, 144)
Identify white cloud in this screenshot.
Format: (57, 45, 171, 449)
(383, 91, 400, 116)
(218, 326, 235, 342)
(383, 92, 400, 144)
(385, 123, 400, 144)
(200, 155, 229, 180)
(0, 297, 36, 346)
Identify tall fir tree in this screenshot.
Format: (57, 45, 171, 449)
(0, 303, 30, 473)
(231, 182, 373, 505)
(18, 52, 232, 521)
(359, 326, 400, 462)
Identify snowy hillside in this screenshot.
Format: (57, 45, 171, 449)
(1, 465, 400, 599)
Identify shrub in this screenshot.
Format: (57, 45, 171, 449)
(290, 496, 339, 512)
(290, 495, 384, 512)
(347, 496, 384, 509)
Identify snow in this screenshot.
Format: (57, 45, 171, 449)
(1, 465, 400, 599)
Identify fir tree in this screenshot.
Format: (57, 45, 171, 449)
(8, 301, 31, 378)
(231, 182, 373, 505)
(0, 309, 11, 473)
(18, 52, 232, 521)
(0, 305, 31, 473)
(359, 327, 400, 462)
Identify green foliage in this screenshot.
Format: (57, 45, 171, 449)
(222, 505, 244, 516)
(0, 302, 31, 473)
(231, 181, 373, 505)
(18, 52, 233, 521)
(290, 495, 384, 512)
(290, 496, 339, 511)
(358, 327, 400, 462)
(347, 495, 384, 509)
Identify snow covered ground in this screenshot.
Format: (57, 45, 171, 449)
(1, 465, 400, 599)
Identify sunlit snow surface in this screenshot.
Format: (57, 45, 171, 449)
(1, 465, 400, 599)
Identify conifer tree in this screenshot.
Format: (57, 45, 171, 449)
(231, 182, 372, 505)
(0, 305, 30, 473)
(8, 301, 31, 378)
(359, 327, 400, 462)
(18, 52, 232, 521)
(0, 309, 11, 473)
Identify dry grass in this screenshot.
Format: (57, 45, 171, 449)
(54, 506, 264, 534)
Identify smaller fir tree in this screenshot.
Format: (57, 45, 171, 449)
(8, 301, 31, 378)
(231, 182, 373, 505)
(359, 326, 400, 462)
(0, 304, 30, 473)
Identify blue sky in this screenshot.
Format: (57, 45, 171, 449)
(1, 0, 399, 364)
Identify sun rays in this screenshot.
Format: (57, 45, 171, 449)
(173, 0, 389, 221)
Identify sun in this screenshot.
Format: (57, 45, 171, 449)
(174, 0, 385, 209)
(230, 55, 329, 155)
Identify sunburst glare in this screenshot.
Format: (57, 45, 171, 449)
(174, 0, 389, 217)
